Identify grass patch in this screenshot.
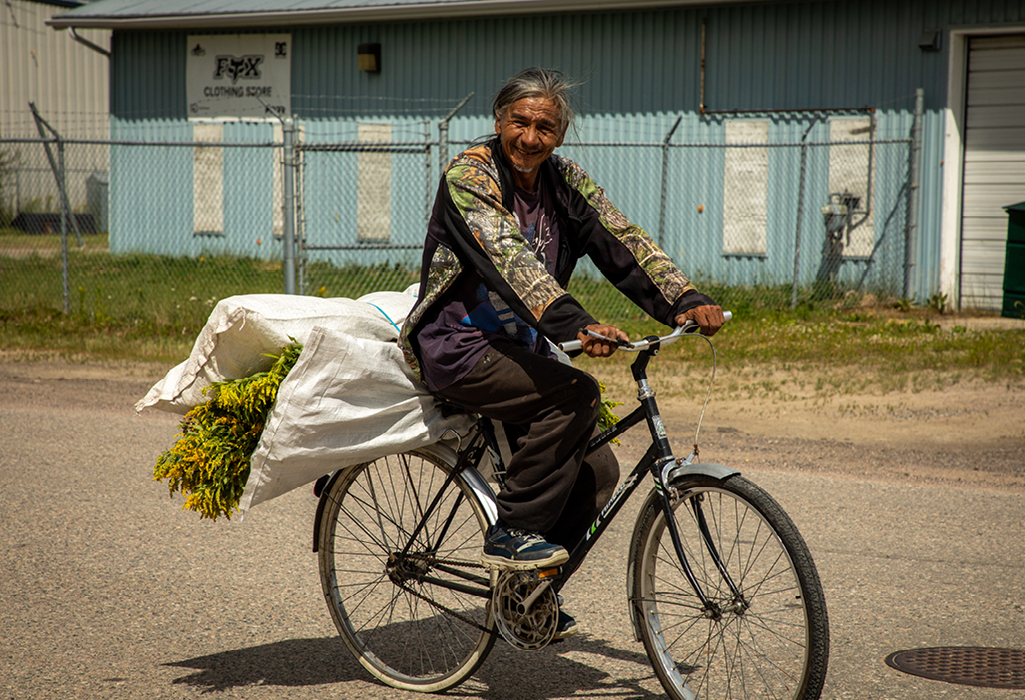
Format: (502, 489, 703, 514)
(2, 250, 1023, 395)
(575, 308, 1024, 399)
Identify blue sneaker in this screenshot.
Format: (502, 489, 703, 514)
(481, 521, 569, 570)
(553, 610, 579, 640)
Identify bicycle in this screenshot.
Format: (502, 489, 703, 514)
(311, 315, 830, 699)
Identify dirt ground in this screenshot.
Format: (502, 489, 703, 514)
(3, 351, 1022, 495)
(662, 374, 1025, 491)
(622, 313, 1025, 492)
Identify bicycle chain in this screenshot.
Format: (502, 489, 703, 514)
(393, 554, 492, 634)
(403, 552, 486, 570)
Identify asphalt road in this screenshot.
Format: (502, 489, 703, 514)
(1, 366, 1023, 700)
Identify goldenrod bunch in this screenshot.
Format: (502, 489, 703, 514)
(597, 381, 623, 443)
(153, 341, 303, 520)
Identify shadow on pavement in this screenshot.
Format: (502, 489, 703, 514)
(165, 636, 361, 691)
(165, 633, 661, 697)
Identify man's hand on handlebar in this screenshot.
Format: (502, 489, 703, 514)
(577, 324, 630, 358)
(675, 305, 726, 337)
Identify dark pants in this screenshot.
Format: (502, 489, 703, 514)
(434, 341, 620, 549)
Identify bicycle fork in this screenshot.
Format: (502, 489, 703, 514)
(633, 342, 746, 620)
(652, 477, 748, 619)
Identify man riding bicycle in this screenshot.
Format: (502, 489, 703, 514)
(399, 67, 724, 636)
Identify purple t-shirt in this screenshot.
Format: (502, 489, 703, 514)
(415, 182, 561, 392)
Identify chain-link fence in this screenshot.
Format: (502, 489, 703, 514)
(1, 122, 288, 333)
(1, 106, 915, 336)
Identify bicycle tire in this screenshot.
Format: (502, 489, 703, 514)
(630, 474, 829, 700)
(317, 447, 498, 692)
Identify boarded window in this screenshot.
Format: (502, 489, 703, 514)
(723, 120, 769, 256)
(193, 122, 224, 236)
(357, 123, 392, 242)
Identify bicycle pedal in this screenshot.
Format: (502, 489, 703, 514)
(491, 568, 549, 586)
(491, 570, 560, 651)
(481, 559, 563, 575)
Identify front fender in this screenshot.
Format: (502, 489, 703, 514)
(665, 461, 739, 483)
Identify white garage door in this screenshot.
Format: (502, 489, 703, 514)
(960, 34, 1025, 310)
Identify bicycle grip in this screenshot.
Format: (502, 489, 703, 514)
(556, 311, 732, 353)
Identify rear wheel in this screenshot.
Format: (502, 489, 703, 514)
(317, 448, 497, 692)
(631, 475, 829, 700)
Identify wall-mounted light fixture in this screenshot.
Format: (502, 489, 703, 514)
(358, 43, 381, 72)
(918, 29, 942, 52)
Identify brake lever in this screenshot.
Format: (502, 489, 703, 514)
(558, 328, 631, 353)
(557, 312, 731, 353)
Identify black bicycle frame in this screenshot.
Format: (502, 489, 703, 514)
(392, 338, 736, 613)
(549, 340, 719, 612)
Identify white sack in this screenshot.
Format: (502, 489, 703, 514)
(137, 288, 474, 514)
(135, 291, 413, 414)
(240, 325, 474, 512)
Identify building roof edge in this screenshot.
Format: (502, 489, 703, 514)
(47, 0, 745, 30)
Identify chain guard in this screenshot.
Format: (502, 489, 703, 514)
(492, 571, 559, 651)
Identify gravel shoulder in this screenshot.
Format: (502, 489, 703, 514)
(3, 356, 1022, 493)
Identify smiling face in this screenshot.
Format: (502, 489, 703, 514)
(494, 97, 567, 191)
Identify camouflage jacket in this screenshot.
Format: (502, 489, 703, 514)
(399, 137, 710, 381)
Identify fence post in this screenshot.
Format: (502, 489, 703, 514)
(294, 131, 306, 296)
(658, 116, 683, 250)
(790, 119, 819, 309)
(28, 103, 84, 249)
(437, 93, 475, 175)
(282, 116, 296, 295)
(905, 88, 924, 301)
(57, 137, 71, 314)
(29, 102, 84, 314)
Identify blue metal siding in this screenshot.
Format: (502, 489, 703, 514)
(105, 0, 1025, 299)
(109, 119, 192, 255)
(108, 2, 1025, 121)
(222, 121, 277, 259)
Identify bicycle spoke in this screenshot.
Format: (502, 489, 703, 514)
(634, 477, 828, 700)
(317, 451, 495, 692)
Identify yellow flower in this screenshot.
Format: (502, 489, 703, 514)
(152, 340, 303, 521)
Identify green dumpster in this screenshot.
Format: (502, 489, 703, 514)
(1002, 201, 1025, 319)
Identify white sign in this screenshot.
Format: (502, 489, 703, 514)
(186, 34, 291, 120)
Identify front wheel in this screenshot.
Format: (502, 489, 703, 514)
(317, 447, 498, 693)
(630, 474, 829, 700)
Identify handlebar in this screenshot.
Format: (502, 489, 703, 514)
(557, 311, 732, 353)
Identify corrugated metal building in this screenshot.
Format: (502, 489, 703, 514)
(48, 0, 1025, 310)
(2, 0, 110, 214)
(2, 0, 109, 138)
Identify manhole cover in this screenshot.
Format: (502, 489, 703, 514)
(885, 647, 1025, 689)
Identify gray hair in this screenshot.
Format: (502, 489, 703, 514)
(492, 68, 577, 129)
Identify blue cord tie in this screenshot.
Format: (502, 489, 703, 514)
(366, 303, 401, 333)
